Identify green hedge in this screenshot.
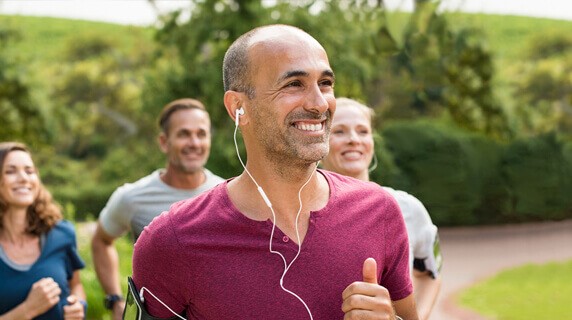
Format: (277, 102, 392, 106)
(380, 120, 572, 226)
(502, 132, 572, 221)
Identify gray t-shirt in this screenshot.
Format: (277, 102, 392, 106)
(99, 169, 224, 241)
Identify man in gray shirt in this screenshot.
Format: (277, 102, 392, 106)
(91, 98, 224, 319)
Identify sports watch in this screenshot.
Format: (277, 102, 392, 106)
(104, 294, 124, 310)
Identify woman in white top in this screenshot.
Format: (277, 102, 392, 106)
(321, 98, 442, 320)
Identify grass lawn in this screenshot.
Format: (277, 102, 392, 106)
(76, 221, 134, 320)
(459, 259, 572, 319)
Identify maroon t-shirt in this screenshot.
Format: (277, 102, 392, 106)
(133, 170, 412, 319)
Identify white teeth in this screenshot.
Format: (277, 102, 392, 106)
(296, 123, 323, 131)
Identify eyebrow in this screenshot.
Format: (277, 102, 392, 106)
(278, 69, 336, 83)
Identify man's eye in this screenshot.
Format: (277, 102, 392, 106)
(320, 79, 334, 87)
(286, 81, 302, 88)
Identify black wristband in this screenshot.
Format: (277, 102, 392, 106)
(104, 294, 124, 310)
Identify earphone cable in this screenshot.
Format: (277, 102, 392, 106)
(233, 123, 315, 320)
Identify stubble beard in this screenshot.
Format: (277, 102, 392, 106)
(260, 121, 331, 172)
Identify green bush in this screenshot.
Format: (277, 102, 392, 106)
(380, 121, 572, 226)
(502, 132, 572, 221)
(381, 120, 499, 225)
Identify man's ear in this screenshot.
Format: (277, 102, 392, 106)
(224, 90, 248, 126)
(158, 132, 168, 153)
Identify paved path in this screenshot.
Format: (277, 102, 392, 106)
(429, 219, 572, 320)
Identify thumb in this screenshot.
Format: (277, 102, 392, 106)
(362, 257, 378, 284)
(66, 295, 77, 305)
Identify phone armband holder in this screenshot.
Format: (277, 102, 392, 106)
(123, 277, 185, 320)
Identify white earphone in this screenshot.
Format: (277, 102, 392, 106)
(235, 108, 244, 126)
(231, 105, 315, 319)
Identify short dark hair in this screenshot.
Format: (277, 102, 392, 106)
(223, 25, 310, 99)
(158, 98, 208, 134)
(223, 29, 256, 98)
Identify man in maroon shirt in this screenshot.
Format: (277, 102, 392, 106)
(132, 24, 418, 320)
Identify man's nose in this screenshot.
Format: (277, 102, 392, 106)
(304, 84, 329, 114)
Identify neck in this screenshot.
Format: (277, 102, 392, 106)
(355, 170, 370, 182)
(230, 161, 325, 219)
(0, 208, 29, 243)
(160, 167, 206, 189)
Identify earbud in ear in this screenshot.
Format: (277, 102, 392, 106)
(235, 108, 244, 126)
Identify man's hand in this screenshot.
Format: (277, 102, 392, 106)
(342, 258, 397, 320)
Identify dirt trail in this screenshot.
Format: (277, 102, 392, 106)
(430, 219, 572, 319)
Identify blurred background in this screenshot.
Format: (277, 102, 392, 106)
(1, 0, 571, 319)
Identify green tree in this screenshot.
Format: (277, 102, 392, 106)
(0, 27, 55, 145)
(513, 30, 572, 136)
(381, 0, 511, 139)
(53, 32, 152, 159)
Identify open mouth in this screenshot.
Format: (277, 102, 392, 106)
(294, 122, 324, 132)
(341, 150, 363, 160)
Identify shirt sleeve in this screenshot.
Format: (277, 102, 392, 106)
(132, 209, 189, 318)
(98, 186, 132, 238)
(405, 195, 443, 278)
(380, 193, 413, 301)
(60, 221, 86, 279)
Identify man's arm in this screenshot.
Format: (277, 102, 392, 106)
(91, 222, 125, 320)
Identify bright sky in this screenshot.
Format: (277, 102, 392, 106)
(1, 0, 572, 26)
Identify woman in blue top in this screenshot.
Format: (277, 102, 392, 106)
(0, 142, 86, 319)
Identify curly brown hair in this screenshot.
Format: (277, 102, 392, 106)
(0, 142, 62, 235)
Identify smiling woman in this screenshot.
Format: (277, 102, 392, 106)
(0, 142, 87, 320)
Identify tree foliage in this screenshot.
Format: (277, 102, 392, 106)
(513, 30, 572, 135)
(0, 26, 55, 145)
(52, 32, 153, 159)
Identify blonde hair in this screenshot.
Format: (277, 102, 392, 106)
(335, 97, 375, 125)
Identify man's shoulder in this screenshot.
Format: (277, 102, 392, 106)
(321, 170, 395, 210)
(111, 170, 163, 198)
(152, 181, 227, 223)
(321, 169, 368, 184)
(322, 169, 383, 193)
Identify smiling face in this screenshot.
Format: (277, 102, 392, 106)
(159, 108, 212, 175)
(321, 101, 374, 181)
(242, 26, 336, 166)
(0, 150, 39, 210)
